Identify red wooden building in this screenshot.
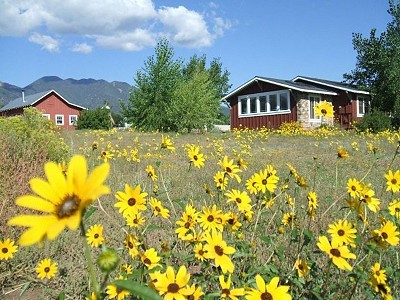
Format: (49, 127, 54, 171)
(222, 76, 370, 130)
(0, 90, 85, 130)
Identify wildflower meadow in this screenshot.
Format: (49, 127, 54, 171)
(1, 107, 400, 299)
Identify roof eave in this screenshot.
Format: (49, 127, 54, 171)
(293, 76, 370, 95)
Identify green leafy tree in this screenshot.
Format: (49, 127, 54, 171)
(344, 0, 400, 126)
(122, 39, 182, 131)
(168, 66, 220, 132)
(76, 107, 113, 130)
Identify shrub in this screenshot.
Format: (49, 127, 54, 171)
(77, 107, 113, 130)
(353, 110, 392, 133)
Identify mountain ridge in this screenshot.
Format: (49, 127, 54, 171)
(0, 76, 132, 112)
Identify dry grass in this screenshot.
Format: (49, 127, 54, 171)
(1, 127, 399, 299)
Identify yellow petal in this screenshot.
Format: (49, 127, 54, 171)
(15, 195, 55, 213)
(47, 220, 67, 240)
(80, 162, 110, 200)
(65, 211, 81, 230)
(18, 226, 48, 246)
(8, 214, 57, 227)
(29, 178, 63, 205)
(44, 162, 68, 199)
(67, 155, 87, 195)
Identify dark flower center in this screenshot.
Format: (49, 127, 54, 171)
(185, 222, 191, 229)
(2, 247, 8, 253)
(167, 283, 180, 293)
(143, 258, 151, 265)
(226, 167, 232, 173)
(228, 218, 234, 225)
(236, 197, 242, 203)
(261, 292, 273, 300)
(321, 109, 327, 115)
(128, 198, 136, 206)
(214, 245, 224, 256)
(94, 234, 99, 239)
(207, 215, 214, 222)
(44, 267, 50, 273)
(351, 186, 357, 191)
(381, 232, 388, 239)
(391, 179, 397, 185)
(337, 229, 345, 236)
(155, 206, 161, 212)
(377, 284, 388, 294)
(298, 264, 304, 270)
(330, 248, 341, 257)
(222, 288, 230, 296)
(193, 155, 198, 161)
(57, 196, 80, 218)
(128, 241, 134, 249)
(262, 179, 267, 185)
(198, 249, 204, 256)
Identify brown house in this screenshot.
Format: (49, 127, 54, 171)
(0, 90, 86, 130)
(222, 76, 370, 130)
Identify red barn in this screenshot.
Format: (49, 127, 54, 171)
(222, 76, 370, 130)
(0, 90, 85, 130)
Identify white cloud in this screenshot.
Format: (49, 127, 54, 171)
(28, 32, 60, 52)
(0, 0, 233, 51)
(71, 43, 93, 54)
(94, 29, 156, 51)
(158, 6, 212, 48)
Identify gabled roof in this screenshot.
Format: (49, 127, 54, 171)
(292, 76, 370, 95)
(221, 76, 337, 101)
(0, 90, 86, 112)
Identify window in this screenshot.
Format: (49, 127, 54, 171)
(42, 114, 50, 120)
(55, 114, 64, 126)
(309, 95, 321, 120)
(357, 95, 370, 117)
(69, 115, 78, 126)
(238, 90, 290, 117)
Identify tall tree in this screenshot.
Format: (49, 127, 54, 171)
(122, 39, 182, 131)
(344, 0, 400, 124)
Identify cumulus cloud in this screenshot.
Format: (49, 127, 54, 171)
(157, 6, 212, 48)
(28, 32, 60, 52)
(0, 0, 233, 51)
(71, 43, 93, 54)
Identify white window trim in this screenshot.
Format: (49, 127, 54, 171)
(238, 89, 291, 118)
(55, 114, 64, 126)
(309, 94, 322, 122)
(356, 95, 369, 117)
(42, 113, 50, 120)
(69, 115, 78, 126)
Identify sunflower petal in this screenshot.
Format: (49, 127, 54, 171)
(44, 162, 68, 199)
(15, 195, 55, 213)
(81, 162, 110, 200)
(67, 155, 87, 195)
(29, 178, 63, 205)
(47, 220, 67, 240)
(8, 214, 57, 227)
(18, 226, 48, 246)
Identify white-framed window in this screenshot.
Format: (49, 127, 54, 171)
(357, 95, 370, 117)
(69, 115, 78, 126)
(42, 113, 50, 120)
(238, 90, 290, 117)
(309, 95, 321, 120)
(55, 114, 64, 126)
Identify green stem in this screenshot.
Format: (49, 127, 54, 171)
(80, 220, 100, 296)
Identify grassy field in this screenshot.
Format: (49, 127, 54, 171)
(1, 125, 400, 299)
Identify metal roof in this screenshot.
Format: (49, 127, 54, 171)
(292, 76, 370, 95)
(221, 76, 337, 101)
(0, 90, 86, 112)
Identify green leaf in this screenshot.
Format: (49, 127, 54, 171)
(114, 280, 161, 300)
(57, 292, 66, 300)
(83, 206, 97, 221)
(19, 282, 31, 297)
(173, 199, 185, 210)
(156, 160, 161, 168)
(303, 229, 314, 246)
(146, 224, 162, 231)
(260, 236, 272, 245)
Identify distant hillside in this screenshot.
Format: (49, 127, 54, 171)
(0, 76, 132, 112)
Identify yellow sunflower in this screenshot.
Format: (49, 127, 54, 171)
(218, 156, 242, 183)
(317, 235, 356, 271)
(215, 171, 229, 191)
(86, 224, 104, 248)
(245, 275, 292, 300)
(152, 265, 192, 300)
(0, 238, 18, 260)
(198, 204, 224, 232)
(388, 199, 400, 218)
(203, 230, 235, 274)
(219, 274, 245, 300)
(36, 258, 58, 280)
(161, 135, 175, 151)
(8, 155, 110, 246)
(313, 100, 334, 118)
(385, 170, 400, 193)
(106, 276, 131, 300)
(146, 165, 158, 181)
(294, 259, 310, 278)
(347, 178, 362, 198)
(370, 263, 387, 284)
(225, 189, 252, 213)
(141, 248, 162, 270)
(149, 197, 170, 219)
(327, 219, 357, 246)
(373, 220, 399, 247)
(114, 184, 148, 218)
(187, 145, 205, 168)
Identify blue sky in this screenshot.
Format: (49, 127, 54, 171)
(0, 0, 392, 91)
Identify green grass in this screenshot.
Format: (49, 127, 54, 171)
(1, 127, 399, 299)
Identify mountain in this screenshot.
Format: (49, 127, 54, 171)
(0, 76, 132, 112)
